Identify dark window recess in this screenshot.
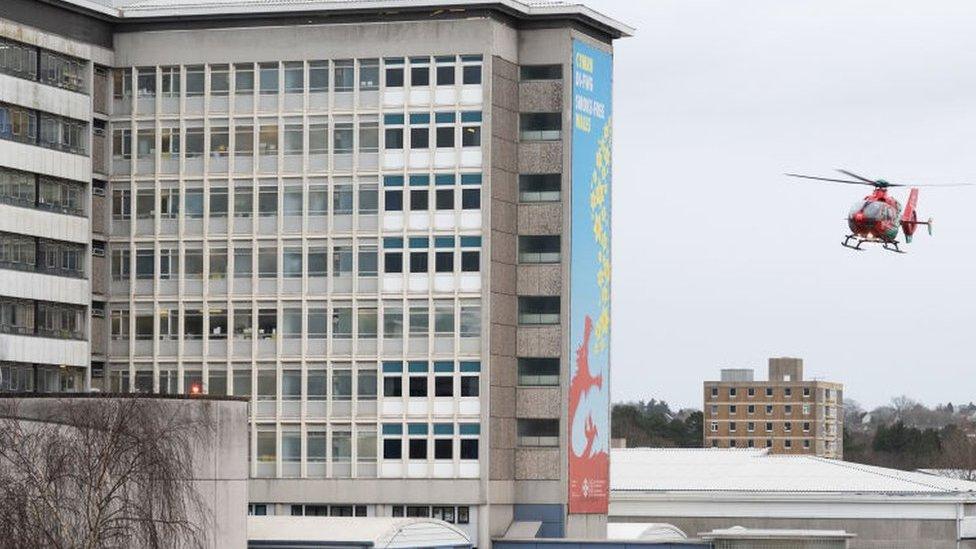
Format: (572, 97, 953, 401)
(409, 252, 428, 273)
(434, 376, 453, 397)
(386, 67, 404, 87)
(384, 252, 403, 273)
(460, 251, 479, 272)
(461, 188, 480, 210)
(385, 189, 403, 211)
(410, 128, 429, 149)
(409, 439, 427, 459)
(518, 296, 560, 325)
(383, 376, 402, 397)
(408, 376, 427, 397)
(460, 439, 478, 459)
(519, 174, 561, 202)
(383, 438, 402, 459)
(410, 189, 428, 211)
(520, 64, 563, 81)
(435, 252, 454, 273)
(434, 439, 452, 459)
(435, 189, 454, 210)
(385, 128, 403, 149)
(520, 113, 562, 141)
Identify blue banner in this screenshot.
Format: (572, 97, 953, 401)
(568, 39, 612, 514)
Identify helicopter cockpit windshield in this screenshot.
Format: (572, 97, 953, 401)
(850, 201, 888, 221)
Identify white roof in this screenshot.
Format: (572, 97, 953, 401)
(607, 522, 688, 541)
(612, 448, 976, 495)
(700, 526, 855, 540)
(247, 516, 472, 548)
(60, 0, 634, 37)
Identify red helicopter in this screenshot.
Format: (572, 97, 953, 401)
(786, 169, 971, 253)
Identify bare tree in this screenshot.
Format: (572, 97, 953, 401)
(935, 425, 976, 481)
(0, 397, 214, 549)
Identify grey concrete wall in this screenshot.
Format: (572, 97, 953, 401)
(612, 515, 964, 549)
(488, 54, 520, 538)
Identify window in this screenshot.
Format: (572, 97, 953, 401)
(785, 387, 793, 397)
(408, 438, 427, 459)
(360, 120, 379, 153)
(766, 387, 773, 397)
(729, 405, 737, 414)
(434, 375, 453, 397)
(160, 66, 180, 98)
(459, 303, 480, 337)
(729, 388, 737, 397)
(334, 60, 354, 92)
(518, 296, 559, 325)
(409, 304, 428, 337)
(520, 113, 561, 141)
(0, 103, 37, 146)
(729, 422, 736, 432)
(184, 128, 204, 158)
(410, 189, 428, 211)
(283, 62, 303, 93)
(383, 437, 402, 459)
(460, 251, 479, 272)
(409, 376, 427, 397)
(748, 387, 756, 397)
(765, 422, 773, 432)
(259, 125, 278, 155)
(436, 64, 455, 86)
(784, 422, 792, 432)
(409, 251, 428, 273)
(460, 438, 478, 460)
(0, 37, 38, 81)
(519, 235, 560, 263)
(748, 405, 755, 415)
(210, 126, 229, 157)
(747, 422, 755, 432)
(360, 59, 379, 91)
(283, 124, 302, 155)
(210, 64, 229, 96)
(307, 61, 328, 93)
(383, 375, 402, 398)
(111, 249, 130, 281)
(135, 248, 153, 279)
(803, 387, 811, 398)
(0, 167, 36, 208)
(435, 189, 454, 210)
(209, 187, 228, 218)
(258, 186, 278, 217)
(521, 64, 563, 81)
(765, 405, 773, 414)
(462, 124, 480, 147)
(283, 247, 302, 278)
(385, 59, 404, 87)
(309, 185, 328, 216)
(463, 65, 482, 85)
(385, 126, 403, 149)
(234, 248, 252, 279)
(785, 405, 793, 415)
(410, 126, 429, 150)
(259, 63, 278, 95)
(710, 387, 718, 398)
(384, 306, 403, 338)
(136, 67, 155, 98)
(235, 125, 254, 157)
(435, 251, 453, 273)
(435, 126, 454, 149)
(185, 65, 204, 96)
(184, 189, 204, 218)
(39, 50, 86, 93)
(258, 246, 277, 278)
(803, 422, 811, 432)
(785, 439, 793, 449)
(461, 188, 480, 210)
(334, 123, 353, 154)
(410, 60, 429, 86)
(518, 419, 559, 447)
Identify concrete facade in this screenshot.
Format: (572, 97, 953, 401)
(1, 1, 631, 546)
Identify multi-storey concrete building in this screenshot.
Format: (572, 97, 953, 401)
(0, 1, 630, 545)
(703, 358, 843, 458)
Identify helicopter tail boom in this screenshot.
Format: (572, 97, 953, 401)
(900, 188, 921, 242)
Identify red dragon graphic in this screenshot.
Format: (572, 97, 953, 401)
(568, 315, 609, 513)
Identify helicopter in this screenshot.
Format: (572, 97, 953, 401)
(785, 169, 971, 253)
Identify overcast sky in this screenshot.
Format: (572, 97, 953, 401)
(583, 0, 976, 410)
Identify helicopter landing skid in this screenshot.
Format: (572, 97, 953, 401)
(841, 235, 905, 254)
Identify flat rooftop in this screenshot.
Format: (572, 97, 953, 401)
(56, 0, 634, 37)
(612, 448, 976, 496)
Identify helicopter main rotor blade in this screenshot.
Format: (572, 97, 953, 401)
(907, 183, 976, 188)
(785, 173, 875, 186)
(836, 169, 883, 185)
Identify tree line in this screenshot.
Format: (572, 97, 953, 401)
(612, 396, 976, 478)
